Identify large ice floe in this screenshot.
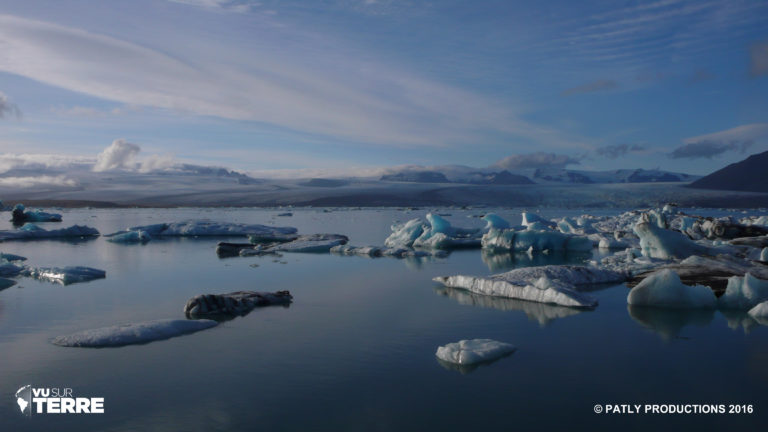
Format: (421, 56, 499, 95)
(434, 265, 627, 308)
(11, 204, 62, 224)
(106, 220, 297, 243)
(0, 224, 99, 242)
(21, 266, 106, 285)
(52, 319, 218, 348)
(385, 213, 482, 249)
(217, 234, 348, 257)
(627, 269, 717, 309)
(435, 339, 516, 373)
(184, 290, 292, 317)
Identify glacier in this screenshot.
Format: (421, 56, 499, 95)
(52, 319, 219, 347)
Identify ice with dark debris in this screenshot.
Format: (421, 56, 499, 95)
(52, 319, 218, 348)
(183, 290, 292, 317)
(11, 204, 62, 224)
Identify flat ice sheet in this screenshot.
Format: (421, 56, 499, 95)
(52, 319, 219, 347)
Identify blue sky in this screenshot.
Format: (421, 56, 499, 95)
(0, 0, 767, 176)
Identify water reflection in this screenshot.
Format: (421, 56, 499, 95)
(721, 309, 761, 332)
(436, 352, 516, 375)
(627, 305, 715, 341)
(434, 285, 584, 326)
(481, 250, 591, 272)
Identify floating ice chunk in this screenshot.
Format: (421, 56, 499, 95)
(426, 213, 452, 234)
(482, 228, 593, 253)
(22, 266, 106, 285)
(11, 204, 62, 223)
(634, 217, 713, 259)
(761, 247, 768, 262)
(184, 290, 292, 317)
(52, 319, 218, 347)
(435, 285, 583, 326)
(748, 301, 768, 325)
(0, 224, 99, 241)
(482, 213, 510, 230)
(330, 245, 382, 257)
(411, 213, 482, 250)
(435, 339, 516, 365)
(742, 215, 768, 227)
(106, 230, 151, 244)
(434, 265, 625, 308)
(0, 252, 27, 261)
(384, 219, 425, 248)
(108, 220, 297, 238)
(718, 273, 768, 310)
(268, 234, 348, 253)
(521, 212, 549, 228)
(0, 277, 16, 290)
(627, 269, 716, 309)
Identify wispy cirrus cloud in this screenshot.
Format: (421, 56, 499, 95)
(595, 143, 646, 159)
(0, 91, 22, 119)
(492, 152, 581, 170)
(562, 79, 617, 96)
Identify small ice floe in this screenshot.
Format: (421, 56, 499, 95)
(385, 214, 482, 250)
(22, 266, 106, 285)
(435, 339, 516, 373)
(481, 213, 510, 230)
(718, 273, 768, 310)
(627, 269, 717, 309)
(434, 285, 583, 326)
(434, 265, 626, 308)
(0, 252, 27, 262)
(0, 224, 99, 242)
(634, 215, 714, 260)
(748, 301, 768, 325)
(268, 234, 348, 253)
(184, 290, 292, 317)
(106, 220, 297, 240)
(0, 277, 16, 290)
(51, 319, 219, 348)
(330, 245, 383, 257)
(106, 230, 151, 244)
(11, 204, 62, 224)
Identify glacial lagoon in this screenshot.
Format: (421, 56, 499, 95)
(1, 207, 767, 431)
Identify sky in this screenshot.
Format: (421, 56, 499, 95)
(0, 0, 767, 177)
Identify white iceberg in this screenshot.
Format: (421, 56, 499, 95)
(11, 204, 62, 223)
(633, 216, 713, 260)
(0, 224, 99, 241)
(106, 230, 151, 243)
(385, 214, 481, 250)
(718, 273, 768, 310)
(748, 301, 768, 325)
(482, 213, 510, 230)
(436, 339, 516, 365)
(761, 247, 768, 261)
(384, 219, 425, 248)
(22, 266, 106, 285)
(434, 265, 625, 308)
(627, 269, 717, 309)
(51, 319, 219, 347)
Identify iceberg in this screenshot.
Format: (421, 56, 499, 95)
(22, 266, 106, 285)
(384, 219, 425, 248)
(435, 339, 516, 366)
(482, 213, 510, 230)
(268, 234, 348, 253)
(107, 220, 297, 239)
(718, 273, 768, 310)
(184, 290, 292, 317)
(330, 245, 383, 257)
(748, 301, 768, 325)
(385, 214, 482, 250)
(0, 224, 99, 241)
(634, 216, 713, 260)
(762, 247, 768, 262)
(0, 252, 27, 261)
(106, 230, 151, 244)
(627, 269, 717, 309)
(481, 228, 593, 253)
(52, 319, 219, 348)
(434, 265, 626, 308)
(11, 204, 62, 224)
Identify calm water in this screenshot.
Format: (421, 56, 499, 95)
(0, 207, 767, 431)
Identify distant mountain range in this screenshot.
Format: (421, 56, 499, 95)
(379, 167, 697, 185)
(689, 150, 768, 192)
